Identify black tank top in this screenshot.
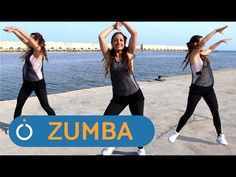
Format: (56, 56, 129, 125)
(110, 58, 139, 96)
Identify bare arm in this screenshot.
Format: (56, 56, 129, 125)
(201, 38, 231, 56)
(3, 26, 29, 45)
(197, 25, 228, 51)
(98, 25, 114, 59)
(98, 22, 122, 60)
(121, 22, 138, 55)
(4, 26, 41, 52)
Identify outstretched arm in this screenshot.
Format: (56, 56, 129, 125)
(201, 38, 231, 56)
(3, 26, 29, 45)
(3, 26, 41, 52)
(197, 25, 228, 50)
(98, 22, 122, 60)
(121, 22, 138, 55)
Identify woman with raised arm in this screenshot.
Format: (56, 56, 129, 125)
(168, 26, 230, 145)
(3, 26, 56, 119)
(98, 22, 146, 155)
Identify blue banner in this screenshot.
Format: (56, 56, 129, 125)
(9, 115, 155, 147)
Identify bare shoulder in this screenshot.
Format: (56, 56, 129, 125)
(189, 50, 200, 64)
(35, 53, 44, 60)
(127, 52, 135, 60)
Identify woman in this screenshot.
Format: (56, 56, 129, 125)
(98, 22, 146, 155)
(3, 26, 56, 119)
(168, 25, 230, 145)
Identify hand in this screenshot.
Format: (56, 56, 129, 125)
(216, 25, 228, 34)
(113, 22, 123, 30)
(3, 26, 16, 32)
(220, 38, 231, 43)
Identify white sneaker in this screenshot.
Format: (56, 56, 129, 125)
(101, 147, 116, 155)
(168, 131, 179, 143)
(216, 134, 228, 145)
(137, 148, 146, 156)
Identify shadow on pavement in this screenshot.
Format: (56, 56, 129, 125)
(177, 135, 217, 145)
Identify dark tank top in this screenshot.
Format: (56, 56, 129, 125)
(110, 58, 139, 96)
(191, 58, 214, 87)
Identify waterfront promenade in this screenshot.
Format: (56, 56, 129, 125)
(0, 69, 235, 155)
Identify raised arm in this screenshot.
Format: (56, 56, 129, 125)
(98, 25, 114, 58)
(197, 25, 228, 51)
(201, 38, 231, 56)
(3, 26, 29, 45)
(121, 22, 138, 55)
(98, 22, 122, 60)
(3, 26, 41, 52)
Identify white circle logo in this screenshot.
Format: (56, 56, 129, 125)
(16, 123, 33, 141)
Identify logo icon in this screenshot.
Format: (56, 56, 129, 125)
(16, 119, 33, 141)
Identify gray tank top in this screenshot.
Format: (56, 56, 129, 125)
(110, 58, 139, 96)
(23, 55, 44, 82)
(191, 58, 214, 87)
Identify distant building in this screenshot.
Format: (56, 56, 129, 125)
(0, 41, 187, 52)
(140, 44, 187, 51)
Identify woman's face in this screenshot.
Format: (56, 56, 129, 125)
(112, 34, 125, 52)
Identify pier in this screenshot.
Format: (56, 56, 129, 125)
(0, 41, 187, 52)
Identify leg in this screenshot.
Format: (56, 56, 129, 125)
(203, 87, 221, 135)
(14, 83, 33, 119)
(129, 100, 144, 115)
(101, 100, 127, 155)
(34, 85, 56, 115)
(169, 89, 202, 143)
(129, 100, 144, 149)
(176, 90, 202, 132)
(103, 101, 127, 115)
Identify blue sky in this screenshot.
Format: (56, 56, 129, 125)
(0, 22, 235, 51)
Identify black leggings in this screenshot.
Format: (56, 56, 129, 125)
(104, 100, 144, 116)
(14, 80, 56, 119)
(176, 84, 222, 135)
(104, 89, 144, 149)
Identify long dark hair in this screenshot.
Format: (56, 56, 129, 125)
(20, 32, 47, 61)
(104, 32, 133, 77)
(182, 35, 203, 70)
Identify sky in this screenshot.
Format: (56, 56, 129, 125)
(0, 22, 235, 51)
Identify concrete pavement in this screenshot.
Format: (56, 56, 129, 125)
(1, 69, 235, 155)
